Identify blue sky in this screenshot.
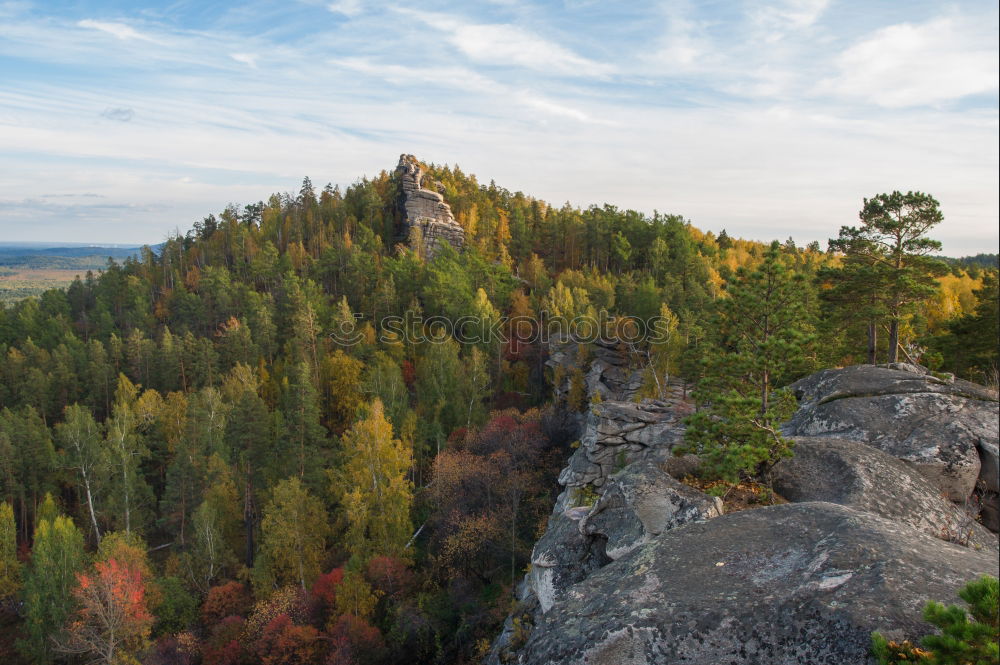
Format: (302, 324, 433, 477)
(0, 0, 997, 255)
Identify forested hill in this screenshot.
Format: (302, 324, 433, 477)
(0, 157, 997, 664)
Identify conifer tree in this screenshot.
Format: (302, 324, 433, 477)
(829, 191, 947, 363)
(682, 241, 814, 487)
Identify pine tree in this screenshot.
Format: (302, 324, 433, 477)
(830, 191, 947, 363)
(682, 241, 814, 487)
(280, 361, 328, 485)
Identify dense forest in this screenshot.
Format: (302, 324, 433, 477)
(0, 160, 997, 665)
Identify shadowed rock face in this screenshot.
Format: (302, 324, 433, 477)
(396, 154, 464, 257)
(558, 398, 686, 489)
(785, 363, 999, 506)
(515, 503, 997, 665)
(580, 460, 723, 561)
(773, 437, 998, 551)
(546, 336, 646, 404)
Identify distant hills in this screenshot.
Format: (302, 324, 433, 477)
(0, 242, 149, 270)
(939, 253, 999, 269)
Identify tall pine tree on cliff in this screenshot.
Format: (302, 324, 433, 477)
(682, 241, 814, 488)
(828, 191, 947, 363)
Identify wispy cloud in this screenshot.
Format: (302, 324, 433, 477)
(230, 53, 258, 68)
(328, 0, 364, 17)
(77, 19, 159, 43)
(101, 107, 135, 122)
(397, 9, 615, 78)
(751, 0, 831, 37)
(816, 16, 999, 107)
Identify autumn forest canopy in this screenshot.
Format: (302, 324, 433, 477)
(0, 160, 997, 665)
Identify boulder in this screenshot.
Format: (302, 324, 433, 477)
(773, 437, 998, 550)
(515, 502, 998, 665)
(579, 460, 723, 560)
(528, 504, 609, 613)
(785, 364, 998, 501)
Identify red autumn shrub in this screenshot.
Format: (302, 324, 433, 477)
(364, 556, 412, 601)
(325, 614, 385, 665)
(201, 615, 245, 665)
(254, 613, 322, 665)
(201, 581, 251, 626)
(309, 568, 345, 612)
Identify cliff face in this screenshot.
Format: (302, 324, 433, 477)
(487, 361, 999, 665)
(396, 154, 464, 257)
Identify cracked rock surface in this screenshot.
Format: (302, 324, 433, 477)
(515, 503, 997, 665)
(785, 363, 998, 505)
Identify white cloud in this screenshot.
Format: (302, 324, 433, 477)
(230, 52, 258, 68)
(642, 2, 715, 75)
(334, 57, 605, 123)
(77, 19, 158, 43)
(398, 9, 614, 78)
(328, 0, 363, 17)
(816, 16, 999, 107)
(751, 0, 830, 34)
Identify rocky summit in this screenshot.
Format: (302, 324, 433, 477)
(396, 154, 465, 257)
(785, 363, 999, 528)
(487, 362, 999, 665)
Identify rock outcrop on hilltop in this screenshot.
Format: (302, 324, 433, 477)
(514, 503, 997, 665)
(487, 361, 999, 665)
(772, 437, 998, 551)
(396, 154, 464, 257)
(785, 363, 999, 529)
(546, 336, 646, 404)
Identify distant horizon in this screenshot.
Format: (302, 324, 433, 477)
(1, 238, 997, 262)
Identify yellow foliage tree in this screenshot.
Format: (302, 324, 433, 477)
(332, 399, 413, 562)
(257, 477, 329, 591)
(0, 502, 20, 601)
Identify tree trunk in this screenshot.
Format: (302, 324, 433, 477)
(244, 474, 255, 568)
(867, 322, 877, 364)
(887, 319, 899, 363)
(81, 466, 101, 545)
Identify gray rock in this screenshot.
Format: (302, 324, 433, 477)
(546, 337, 648, 404)
(561, 399, 686, 490)
(514, 502, 998, 665)
(660, 453, 702, 480)
(529, 505, 609, 613)
(396, 154, 464, 257)
(557, 447, 602, 487)
(977, 439, 999, 493)
(786, 364, 998, 501)
(773, 437, 998, 550)
(579, 460, 722, 560)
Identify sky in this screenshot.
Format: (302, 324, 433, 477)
(0, 1, 997, 255)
